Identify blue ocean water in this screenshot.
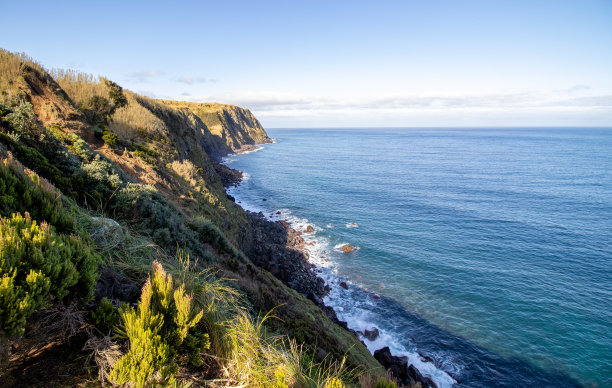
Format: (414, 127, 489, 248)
(223, 128, 612, 387)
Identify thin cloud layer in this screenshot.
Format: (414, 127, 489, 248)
(177, 77, 213, 85)
(128, 70, 165, 82)
(197, 91, 611, 112)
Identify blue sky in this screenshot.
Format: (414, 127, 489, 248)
(1, 0, 611, 127)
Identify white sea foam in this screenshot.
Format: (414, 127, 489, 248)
(240, 146, 263, 154)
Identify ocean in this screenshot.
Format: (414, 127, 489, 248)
(223, 128, 612, 387)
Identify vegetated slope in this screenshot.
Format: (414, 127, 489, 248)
(0, 48, 386, 387)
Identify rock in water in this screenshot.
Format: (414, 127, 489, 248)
(304, 225, 315, 233)
(341, 244, 355, 253)
(340, 282, 349, 290)
(364, 327, 380, 341)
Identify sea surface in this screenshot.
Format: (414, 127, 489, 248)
(223, 128, 612, 387)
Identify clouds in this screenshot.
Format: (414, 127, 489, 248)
(128, 70, 165, 82)
(564, 85, 592, 93)
(177, 77, 217, 85)
(126, 71, 217, 86)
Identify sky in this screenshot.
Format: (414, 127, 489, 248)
(1, 0, 611, 127)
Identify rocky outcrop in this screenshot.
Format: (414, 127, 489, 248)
(341, 244, 355, 253)
(374, 347, 437, 388)
(363, 327, 380, 341)
(245, 212, 326, 300)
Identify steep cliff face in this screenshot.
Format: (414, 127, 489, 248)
(160, 100, 271, 157)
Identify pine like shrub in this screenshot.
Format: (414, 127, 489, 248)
(374, 378, 398, 388)
(324, 377, 347, 388)
(109, 261, 207, 388)
(0, 212, 99, 337)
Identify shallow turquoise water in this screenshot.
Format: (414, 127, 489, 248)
(224, 128, 612, 387)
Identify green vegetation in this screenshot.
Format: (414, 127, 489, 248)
(0, 213, 99, 337)
(374, 378, 398, 388)
(109, 261, 207, 387)
(0, 49, 388, 387)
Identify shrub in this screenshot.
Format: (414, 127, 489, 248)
(106, 79, 127, 109)
(109, 183, 206, 256)
(109, 261, 207, 387)
(90, 298, 119, 335)
(187, 216, 246, 261)
(0, 212, 99, 337)
(4, 101, 38, 135)
(102, 130, 119, 146)
(70, 134, 94, 162)
(324, 377, 346, 388)
(80, 155, 123, 203)
(0, 152, 75, 234)
(374, 378, 398, 388)
(127, 145, 157, 165)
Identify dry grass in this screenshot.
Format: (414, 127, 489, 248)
(83, 334, 123, 384)
(109, 91, 168, 142)
(0, 49, 45, 106)
(49, 68, 109, 107)
(36, 303, 87, 342)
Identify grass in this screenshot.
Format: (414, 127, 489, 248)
(48, 69, 108, 109)
(0, 49, 46, 106)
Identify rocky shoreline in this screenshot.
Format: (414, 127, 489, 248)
(219, 160, 437, 388)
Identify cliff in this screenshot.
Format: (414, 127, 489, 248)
(0, 49, 388, 387)
(160, 100, 272, 157)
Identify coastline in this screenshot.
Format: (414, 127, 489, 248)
(219, 138, 589, 388)
(219, 147, 447, 388)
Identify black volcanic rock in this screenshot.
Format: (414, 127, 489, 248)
(374, 346, 436, 388)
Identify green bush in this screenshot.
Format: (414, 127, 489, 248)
(81, 156, 122, 189)
(187, 216, 246, 261)
(102, 130, 119, 146)
(127, 145, 157, 165)
(70, 134, 94, 162)
(324, 377, 346, 388)
(110, 183, 202, 253)
(109, 261, 207, 387)
(4, 101, 38, 135)
(105, 79, 127, 109)
(90, 297, 119, 335)
(0, 153, 75, 234)
(0, 212, 99, 337)
(374, 378, 398, 388)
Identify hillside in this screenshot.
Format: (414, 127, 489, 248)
(0, 49, 397, 387)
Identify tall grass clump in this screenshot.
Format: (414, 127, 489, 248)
(0, 49, 45, 106)
(224, 311, 356, 387)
